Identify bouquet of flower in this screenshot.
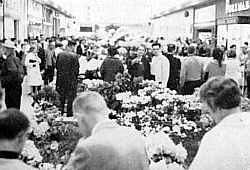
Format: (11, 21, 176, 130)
(21, 140, 43, 166)
(144, 131, 187, 170)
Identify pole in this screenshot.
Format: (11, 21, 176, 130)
(2, 0, 5, 39)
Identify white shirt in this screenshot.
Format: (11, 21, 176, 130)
(225, 58, 240, 84)
(55, 47, 63, 58)
(151, 54, 170, 87)
(189, 112, 250, 170)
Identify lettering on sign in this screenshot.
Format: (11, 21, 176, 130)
(226, 0, 250, 14)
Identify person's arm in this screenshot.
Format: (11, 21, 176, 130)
(161, 58, 170, 87)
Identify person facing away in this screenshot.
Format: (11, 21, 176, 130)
(189, 77, 250, 170)
(224, 49, 240, 85)
(204, 47, 226, 81)
(100, 46, 124, 82)
(165, 44, 181, 91)
(56, 40, 79, 117)
(65, 91, 150, 170)
(151, 42, 170, 87)
(0, 108, 37, 170)
(180, 45, 203, 95)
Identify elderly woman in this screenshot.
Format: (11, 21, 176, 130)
(1, 40, 24, 109)
(189, 77, 250, 170)
(128, 45, 151, 80)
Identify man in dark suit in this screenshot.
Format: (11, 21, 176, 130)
(56, 40, 79, 117)
(65, 91, 150, 170)
(165, 44, 181, 91)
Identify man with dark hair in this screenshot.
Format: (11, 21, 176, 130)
(56, 40, 79, 117)
(165, 44, 181, 91)
(44, 40, 56, 85)
(100, 46, 124, 82)
(180, 45, 203, 95)
(151, 43, 170, 87)
(0, 109, 37, 170)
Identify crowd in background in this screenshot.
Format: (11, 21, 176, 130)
(0, 34, 250, 115)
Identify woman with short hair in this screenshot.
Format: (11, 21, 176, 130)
(189, 77, 250, 170)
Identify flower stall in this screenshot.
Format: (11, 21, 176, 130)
(24, 73, 250, 170)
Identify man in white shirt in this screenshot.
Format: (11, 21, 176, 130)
(151, 43, 170, 87)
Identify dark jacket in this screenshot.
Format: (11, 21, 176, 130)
(128, 55, 151, 80)
(165, 53, 181, 90)
(1, 52, 24, 87)
(56, 49, 79, 93)
(100, 56, 124, 82)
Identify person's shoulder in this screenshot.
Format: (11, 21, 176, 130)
(0, 159, 38, 170)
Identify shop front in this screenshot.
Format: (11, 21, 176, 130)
(193, 4, 216, 44)
(216, 0, 250, 49)
(27, 0, 43, 39)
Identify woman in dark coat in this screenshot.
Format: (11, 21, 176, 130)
(100, 46, 124, 82)
(128, 45, 151, 80)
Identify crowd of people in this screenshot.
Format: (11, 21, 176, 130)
(0, 31, 249, 169)
(1, 35, 250, 114)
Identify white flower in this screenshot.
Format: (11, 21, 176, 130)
(172, 125, 181, 134)
(50, 141, 59, 150)
(22, 140, 43, 164)
(174, 144, 187, 163)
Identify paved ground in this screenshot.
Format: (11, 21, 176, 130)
(1, 76, 34, 117)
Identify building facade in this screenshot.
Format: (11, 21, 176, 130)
(0, 0, 74, 40)
(216, 0, 250, 48)
(151, 0, 250, 47)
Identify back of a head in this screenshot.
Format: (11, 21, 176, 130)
(108, 46, 118, 57)
(68, 40, 77, 47)
(187, 45, 195, 54)
(74, 91, 109, 116)
(227, 49, 236, 58)
(0, 109, 30, 140)
(200, 77, 241, 111)
(212, 48, 223, 67)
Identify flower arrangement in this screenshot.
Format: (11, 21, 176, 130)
(145, 131, 187, 170)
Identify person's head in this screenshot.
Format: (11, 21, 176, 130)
(108, 46, 118, 57)
(40, 34, 45, 41)
(2, 40, 15, 56)
(73, 92, 109, 138)
(0, 109, 30, 153)
(67, 40, 77, 51)
(21, 43, 26, 51)
(200, 77, 241, 123)
(29, 46, 37, 53)
(24, 39, 29, 45)
(152, 43, 161, 56)
(220, 45, 226, 52)
(212, 48, 223, 67)
(48, 40, 55, 50)
(241, 42, 248, 54)
(167, 44, 176, 53)
(227, 49, 236, 58)
(230, 44, 236, 50)
(56, 43, 63, 49)
(187, 45, 196, 55)
(136, 45, 146, 57)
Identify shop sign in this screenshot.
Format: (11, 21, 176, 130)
(225, 0, 250, 14)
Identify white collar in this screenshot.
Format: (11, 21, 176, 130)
(91, 119, 113, 134)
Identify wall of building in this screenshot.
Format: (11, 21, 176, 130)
(216, 0, 250, 48)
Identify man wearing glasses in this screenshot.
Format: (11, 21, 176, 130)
(151, 43, 170, 87)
